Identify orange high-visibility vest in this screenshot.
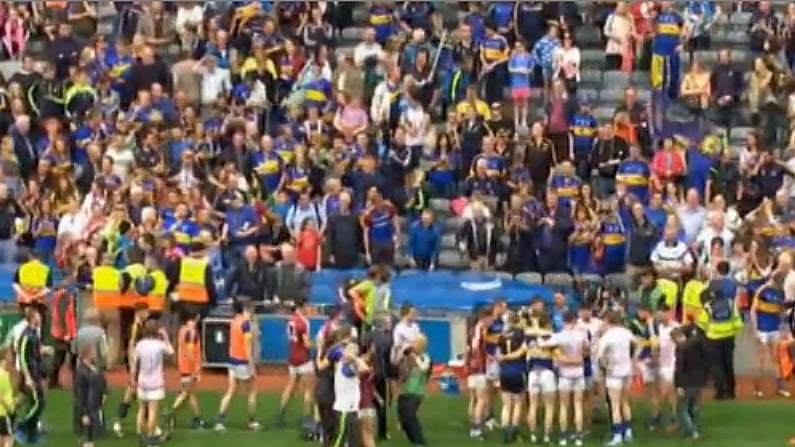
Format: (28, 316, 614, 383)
(50, 289, 76, 341)
(92, 266, 121, 309)
(229, 314, 251, 362)
(177, 325, 201, 376)
(176, 257, 209, 303)
(148, 269, 168, 311)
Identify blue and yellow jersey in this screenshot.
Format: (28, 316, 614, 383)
(616, 159, 651, 204)
(499, 327, 526, 375)
(549, 174, 581, 208)
(652, 10, 684, 56)
(630, 317, 658, 360)
(484, 317, 505, 356)
(569, 113, 598, 154)
(471, 153, 504, 176)
(285, 165, 310, 192)
(600, 220, 626, 265)
(525, 326, 557, 371)
(303, 77, 333, 109)
(164, 219, 199, 251)
(746, 264, 769, 297)
(479, 34, 509, 64)
(753, 284, 785, 332)
(252, 150, 284, 193)
(369, 5, 395, 42)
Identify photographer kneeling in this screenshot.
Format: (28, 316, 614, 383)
(395, 334, 430, 447)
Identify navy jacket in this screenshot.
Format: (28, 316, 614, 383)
(408, 221, 441, 260)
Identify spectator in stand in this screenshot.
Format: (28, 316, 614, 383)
(603, 2, 636, 72)
(680, 59, 712, 129)
(226, 245, 268, 303)
(710, 51, 743, 135)
(407, 210, 441, 271)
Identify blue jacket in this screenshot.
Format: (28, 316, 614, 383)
(408, 222, 442, 260)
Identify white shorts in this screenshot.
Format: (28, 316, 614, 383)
(605, 376, 631, 391)
(639, 363, 659, 384)
(358, 408, 376, 419)
(527, 369, 557, 395)
(757, 330, 781, 345)
(558, 376, 586, 392)
(467, 374, 487, 391)
(659, 366, 675, 384)
(229, 363, 255, 381)
(288, 361, 315, 377)
(485, 359, 500, 381)
(137, 388, 165, 402)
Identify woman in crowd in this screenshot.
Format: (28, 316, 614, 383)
(396, 333, 429, 447)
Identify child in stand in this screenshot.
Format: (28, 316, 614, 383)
(672, 325, 709, 440)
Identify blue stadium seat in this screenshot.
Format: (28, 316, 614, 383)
(438, 250, 467, 270)
(516, 272, 543, 285)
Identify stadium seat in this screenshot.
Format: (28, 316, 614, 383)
(580, 50, 603, 65)
(429, 198, 450, 214)
(593, 106, 615, 122)
(0, 61, 21, 80)
(697, 50, 719, 66)
(599, 88, 624, 104)
(730, 126, 753, 143)
(579, 274, 604, 285)
(494, 271, 514, 280)
(444, 216, 464, 232)
(438, 249, 467, 270)
(441, 233, 457, 250)
(544, 273, 575, 292)
(516, 272, 543, 285)
(637, 89, 652, 103)
(341, 27, 367, 41)
(97, 22, 114, 36)
(729, 12, 753, 25)
(578, 88, 599, 102)
(168, 44, 182, 57)
(603, 71, 630, 88)
(575, 27, 602, 47)
(579, 70, 603, 87)
(732, 49, 751, 67)
(725, 30, 748, 45)
(604, 273, 630, 292)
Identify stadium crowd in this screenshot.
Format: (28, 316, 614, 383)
(3, 0, 795, 447)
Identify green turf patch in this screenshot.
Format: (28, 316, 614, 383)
(43, 389, 793, 447)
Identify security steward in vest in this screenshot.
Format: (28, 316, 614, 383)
(697, 260, 743, 400)
(92, 253, 123, 366)
(118, 247, 148, 361)
(13, 248, 52, 319)
(166, 239, 216, 323)
(145, 258, 169, 319)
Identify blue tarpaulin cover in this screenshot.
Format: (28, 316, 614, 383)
(310, 270, 554, 311)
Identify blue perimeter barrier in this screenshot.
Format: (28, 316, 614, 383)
(257, 314, 452, 364)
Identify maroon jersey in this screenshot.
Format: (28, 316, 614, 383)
(466, 322, 487, 375)
(287, 313, 311, 366)
(359, 370, 376, 409)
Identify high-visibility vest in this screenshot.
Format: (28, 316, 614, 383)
(177, 325, 200, 375)
(148, 269, 168, 311)
(50, 289, 76, 341)
(697, 297, 743, 340)
(93, 266, 121, 309)
(123, 263, 148, 307)
(17, 260, 50, 304)
(177, 257, 210, 303)
(229, 314, 251, 361)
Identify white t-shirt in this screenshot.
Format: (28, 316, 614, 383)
(401, 106, 428, 147)
(393, 320, 421, 350)
(657, 320, 680, 369)
(597, 326, 634, 378)
(135, 339, 173, 391)
(551, 327, 588, 378)
(333, 360, 361, 412)
(576, 316, 603, 353)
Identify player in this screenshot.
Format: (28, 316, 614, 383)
(316, 324, 355, 446)
(629, 304, 661, 429)
(358, 344, 378, 447)
(214, 300, 262, 431)
(550, 310, 589, 446)
(497, 312, 526, 443)
(327, 339, 369, 447)
(525, 313, 557, 444)
(656, 304, 680, 431)
(576, 302, 603, 431)
(277, 298, 316, 432)
(130, 320, 173, 447)
(597, 311, 637, 446)
(467, 306, 491, 440)
(167, 311, 204, 429)
(113, 303, 149, 437)
(751, 271, 790, 397)
(484, 298, 507, 428)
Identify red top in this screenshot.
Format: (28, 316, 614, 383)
(287, 313, 311, 366)
(630, 2, 656, 36)
(296, 228, 322, 270)
(466, 322, 486, 375)
(359, 370, 376, 409)
(652, 149, 686, 181)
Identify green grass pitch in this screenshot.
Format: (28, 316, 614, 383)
(40, 389, 795, 447)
